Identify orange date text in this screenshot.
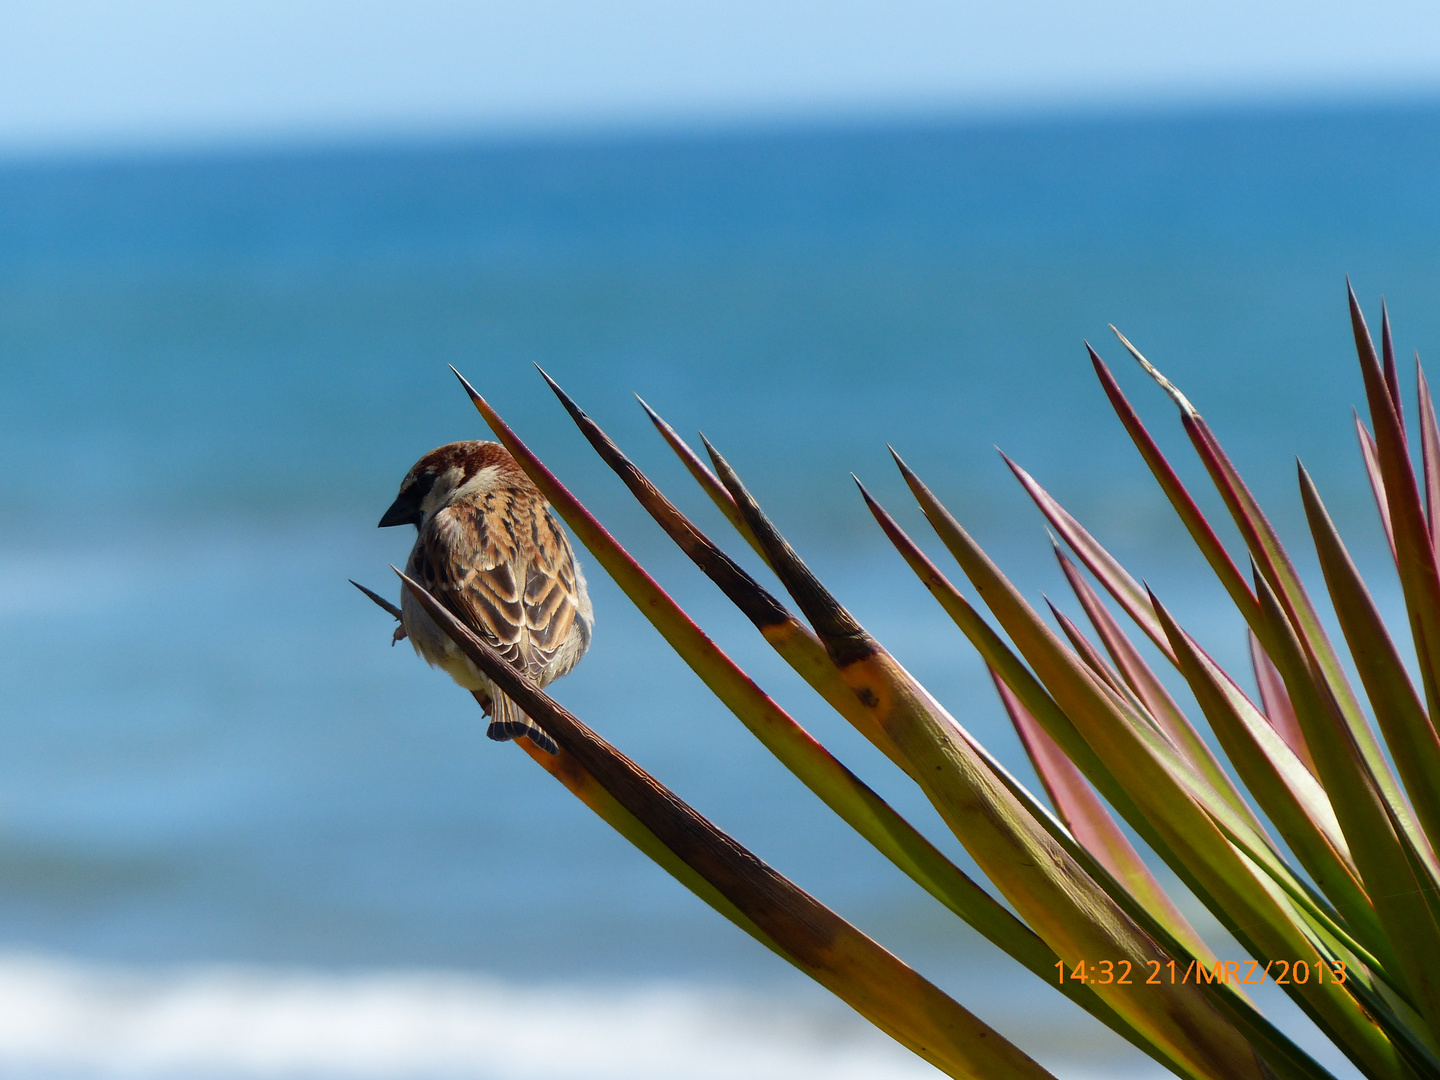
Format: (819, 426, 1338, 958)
(1055, 958, 1346, 986)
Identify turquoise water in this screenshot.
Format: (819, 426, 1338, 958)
(2, 100, 1437, 1076)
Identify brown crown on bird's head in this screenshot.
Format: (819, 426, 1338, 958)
(378, 440, 531, 529)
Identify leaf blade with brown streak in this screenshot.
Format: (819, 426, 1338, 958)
(459, 368, 1198, 1061)
(522, 368, 1156, 1029)
(393, 567, 1058, 1080)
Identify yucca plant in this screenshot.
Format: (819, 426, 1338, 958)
(363, 284, 1440, 1079)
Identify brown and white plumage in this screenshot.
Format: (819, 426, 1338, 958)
(379, 441, 593, 754)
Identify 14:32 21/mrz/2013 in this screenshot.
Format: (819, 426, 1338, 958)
(1055, 958, 1347, 986)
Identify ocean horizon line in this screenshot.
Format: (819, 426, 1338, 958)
(4, 88, 1440, 173)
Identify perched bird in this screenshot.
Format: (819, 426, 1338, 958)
(379, 440, 594, 754)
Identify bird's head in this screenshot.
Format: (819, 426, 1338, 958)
(378, 440, 521, 529)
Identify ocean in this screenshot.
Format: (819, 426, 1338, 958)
(4, 100, 1439, 1077)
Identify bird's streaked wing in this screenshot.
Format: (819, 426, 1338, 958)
(417, 491, 581, 679)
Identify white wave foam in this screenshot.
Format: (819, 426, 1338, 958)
(0, 954, 1155, 1080)
(0, 954, 914, 1079)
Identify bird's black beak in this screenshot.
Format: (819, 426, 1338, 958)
(378, 492, 422, 528)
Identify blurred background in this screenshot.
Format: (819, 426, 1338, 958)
(3, 2, 1440, 1077)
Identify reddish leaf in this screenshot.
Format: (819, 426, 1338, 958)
(1247, 630, 1316, 776)
(1417, 359, 1440, 560)
(1356, 412, 1399, 569)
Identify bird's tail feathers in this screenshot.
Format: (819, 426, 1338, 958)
(486, 691, 560, 755)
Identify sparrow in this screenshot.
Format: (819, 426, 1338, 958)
(379, 440, 594, 755)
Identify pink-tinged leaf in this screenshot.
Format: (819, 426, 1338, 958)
(1002, 451, 1174, 660)
(1299, 463, 1440, 868)
(1347, 288, 1440, 830)
(1382, 299, 1406, 440)
(392, 568, 1060, 1080)
(854, 479, 1161, 849)
(1417, 358, 1440, 560)
(991, 668, 1214, 966)
(1356, 413, 1399, 569)
(1051, 544, 1261, 830)
(1248, 630, 1316, 776)
(1042, 596, 1276, 850)
(1087, 345, 1259, 627)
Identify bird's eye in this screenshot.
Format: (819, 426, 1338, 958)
(411, 472, 438, 501)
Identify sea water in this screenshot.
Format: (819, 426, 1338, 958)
(3, 101, 1438, 1077)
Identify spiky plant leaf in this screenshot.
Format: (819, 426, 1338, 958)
(1248, 630, 1315, 774)
(1355, 413, 1399, 568)
(1416, 360, 1440, 556)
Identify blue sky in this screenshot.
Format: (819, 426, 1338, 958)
(3, 0, 1440, 153)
